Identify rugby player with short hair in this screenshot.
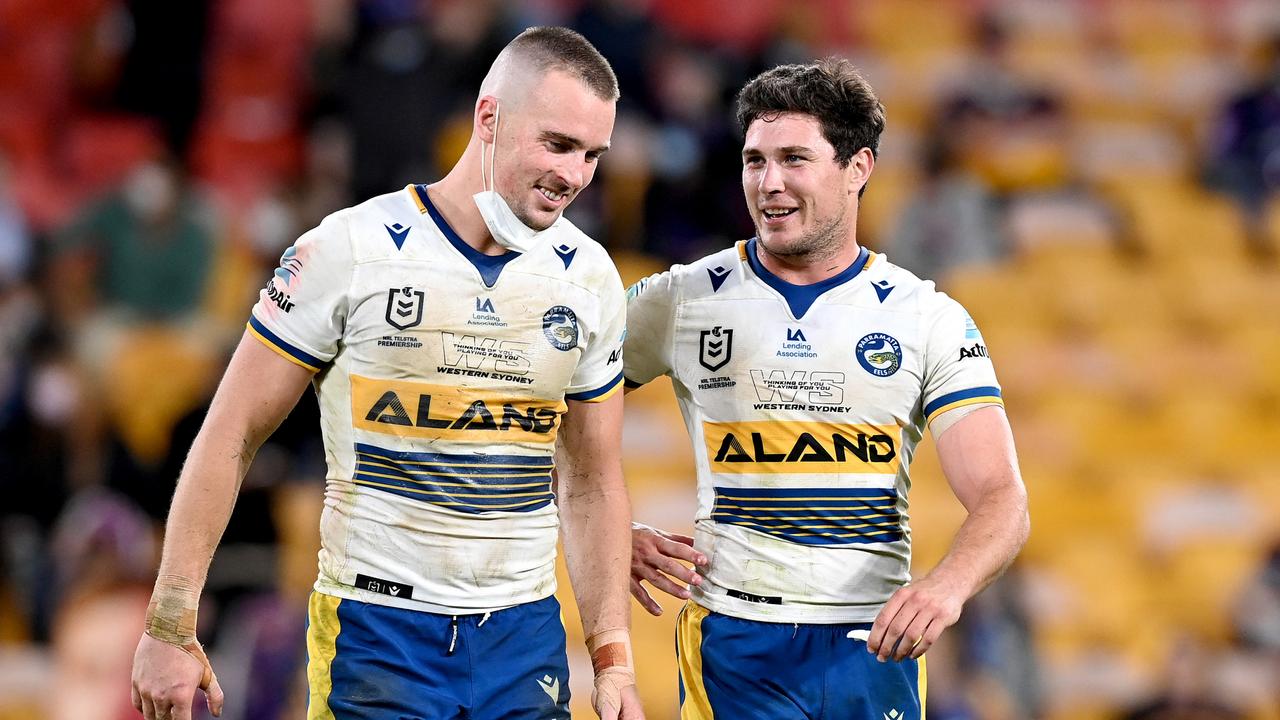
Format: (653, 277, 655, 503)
(625, 58, 1029, 719)
(131, 26, 643, 720)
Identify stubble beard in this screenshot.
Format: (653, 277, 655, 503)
(756, 203, 849, 266)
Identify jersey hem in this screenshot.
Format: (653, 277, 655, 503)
(313, 578, 557, 615)
(691, 587, 883, 624)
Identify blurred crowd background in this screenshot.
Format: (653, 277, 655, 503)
(1, 0, 1279, 718)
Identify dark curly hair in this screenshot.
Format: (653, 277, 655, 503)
(735, 57, 886, 179)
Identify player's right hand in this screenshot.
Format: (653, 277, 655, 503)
(630, 523, 707, 616)
(131, 633, 224, 720)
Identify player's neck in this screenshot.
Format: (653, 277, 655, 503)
(756, 237, 863, 286)
(428, 155, 509, 257)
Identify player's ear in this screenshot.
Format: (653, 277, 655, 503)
(847, 147, 874, 196)
(475, 96, 500, 142)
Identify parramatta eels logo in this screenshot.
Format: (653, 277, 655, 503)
(856, 333, 902, 377)
(542, 306, 579, 351)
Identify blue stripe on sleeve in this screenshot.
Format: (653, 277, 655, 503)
(566, 372, 623, 401)
(923, 386, 1002, 418)
(248, 316, 326, 369)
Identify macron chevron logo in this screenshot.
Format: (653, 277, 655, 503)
(873, 279, 894, 303)
(558, 244, 583, 270)
(708, 265, 731, 292)
(537, 675, 560, 702)
(385, 222, 411, 250)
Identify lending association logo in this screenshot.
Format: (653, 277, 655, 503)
(856, 333, 902, 377)
(542, 306, 579, 351)
(386, 286, 425, 331)
(699, 326, 733, 372)
(469, 296, 507, 327)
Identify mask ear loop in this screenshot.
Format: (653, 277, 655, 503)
(480, 101, 500, 193)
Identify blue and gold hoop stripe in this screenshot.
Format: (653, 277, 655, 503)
(711, 486, 902, 546)
(247, 316, 324, 372)
(567, 371, 623, 403)
(352, 442, 555, 514)
(923, 386, 1003, 425)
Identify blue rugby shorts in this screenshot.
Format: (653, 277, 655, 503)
(676, 601, 925, 720)
(305, 592, 571, 719)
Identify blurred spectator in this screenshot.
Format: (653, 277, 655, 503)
(641, 40, 751, 261)
(320, 0, 511, 200)
(0, 150, 41, 477)
(0, 331, 87, 641)
(51, 583, 153, 720)
(43, 490, 156, 719)
(0, 153, 31, 288)
(49, 489, 156, 600)
(923, 568, 1044, 720)
(936, 10, 1068, 194)
(112, 0, 211, 158)
(572, 0, 664, 115)
(1232, 540, 1280, 653)
(1205, 32, 1280, 254)
(52, 158, 217, 326)
(885, 134, 1006, 281)
(1120, 637, 1246, 720)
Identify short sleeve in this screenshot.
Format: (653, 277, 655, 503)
(565, 265, 627, 402)
(622, 270, 677, 388)
(247, 214, 353, 372)
(920, 296, 1004, 428)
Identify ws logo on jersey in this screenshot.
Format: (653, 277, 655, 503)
(439, 332, 533, 385)
(703, 420, 900, 475)
(750, 369, 845, 411)
(352, 376, 564, 444)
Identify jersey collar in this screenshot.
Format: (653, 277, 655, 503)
(743, 238, 870, 319)
(414, 184, 520, 289)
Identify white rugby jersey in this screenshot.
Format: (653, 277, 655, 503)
(625, 240, 1002, 623)
(248, 184, 625, 614)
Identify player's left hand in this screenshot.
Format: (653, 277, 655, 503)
(592, 668, 645, 720)
(866, 574, 964, 662)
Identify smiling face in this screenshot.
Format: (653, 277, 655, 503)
(741, 112, 871, 263)
(489, 70, 615, 231)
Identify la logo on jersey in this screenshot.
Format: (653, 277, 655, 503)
(699, 326, 733, 372)
(386, 287, 425, 330)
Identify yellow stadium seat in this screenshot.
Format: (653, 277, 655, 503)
(101, 327, 219, 464)
(854, 0, 967, 62)
(1102, 179, 1249, 261)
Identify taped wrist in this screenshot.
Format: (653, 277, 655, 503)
(145, 574, 201, 646)
(587, 628, 636, 716)
(145, 574, 217, 690)
(586, 627, 634, 675)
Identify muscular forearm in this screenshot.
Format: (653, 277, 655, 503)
(922, 480, 1028, 600)
(156, 427, 258, 583)
(152, 334, 311, 593)
(560, 473, 633, 636)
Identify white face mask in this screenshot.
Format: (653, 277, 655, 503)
(472, 101, 558, 254)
